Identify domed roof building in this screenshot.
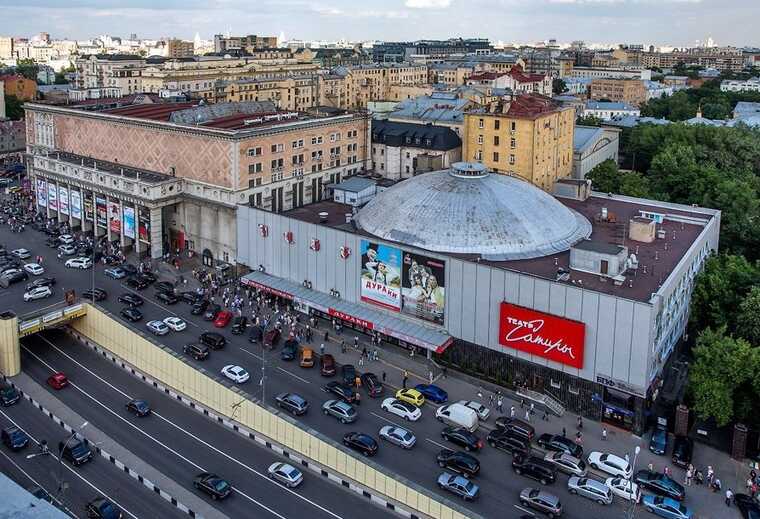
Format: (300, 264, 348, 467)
(355, 162, 592, 261)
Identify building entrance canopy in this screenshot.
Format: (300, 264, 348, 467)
(241, 271, 453, 353)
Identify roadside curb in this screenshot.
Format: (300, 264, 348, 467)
(0, 372, 203, 519)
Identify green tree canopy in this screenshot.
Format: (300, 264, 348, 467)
(3, 95, 24, 120)
(738, 287, 760, 346)
(576, 114, 602, 127)
(586, 160, 650, 198)
(552, 78, 567, 95)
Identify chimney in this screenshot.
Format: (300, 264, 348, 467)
(345, 213, 352, 224)
(318, 211, 329, 223)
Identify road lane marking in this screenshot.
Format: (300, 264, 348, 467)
(276, 367, 311, 384)
(239, 346, 263, 361)
(514, 505, 535, 516)
(117, 284, 201, 329)
(424, 438, 449, 450)
(370, 411, 407, 429)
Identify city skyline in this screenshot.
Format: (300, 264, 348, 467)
(0, 0, 758, 47)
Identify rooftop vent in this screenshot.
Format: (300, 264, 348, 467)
(318, 211, 329, 223)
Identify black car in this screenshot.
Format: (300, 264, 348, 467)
(120, 307, 142, 322)
(4, 270, 28, 284)
(441, 427, 483, 452)
(536, 433, 582, 458)
(512, 455, 557, 485)
(85, 497, 123, 519)
(0, 383, 20, 406)
(59, 439, 93, 466)
(275, 392, 309, 416)
(436, 448, 480, 477)
(735, 493, 760, 519)
(633, 469, 686, 501)
(117, 293, 143, 306)
(82, 288, 107, 302)
(45, 237, 60, 247)
(26, 277, 56, 291)
(77, 245, 93, 256)
(140, 271, 157, 283)
(671, 436, 693, 468)
(199, 332, 226, 350)
(203, 304, 221, 321)
(2, 426, 30, 450)
(322, 381, 357, 403)
(342, 432, 378, 457)
(231, 316, 248, 335)
(281, 340, 298, 361)
(155, 281, 175, 293)
(180, 291, 204, 304)
(193, 472, 232, 500)
(495, 417, 536, 441)
(124, 276, 149, 290)
(486, 429, 531, 456)
(342, 364, 357, 386)
(191, 299, 209, 315)
(155, 291, 179, 305)
(120, 263, 138, 276)
(248, 325, 263, 343)
(125, 399, 151, 417)
(183, 343, 210, 361)
(360, 372, 384, 397)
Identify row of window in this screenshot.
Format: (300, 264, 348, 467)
(476, 135, 518, 148)
(478, 118, 517, 132)
(474, 150, 516, 165)
(248, 152, 359, 175)
(246, 131, 358, 157)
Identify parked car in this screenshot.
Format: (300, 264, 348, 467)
(81, 288, 107, 302)
(436, 448, 480, 478)
(642, 495, 693, 519)
(23, 263, 44, 275)
(59, 438, 92, 466)
(121, 264, 138, 276)
(519, 488, 562, 519)
(567, 476, 613, 505)
(320, 354, 336, 376)
(486, 429, 531, 457)
(163, 317, 187, 331)
(342, 432, 378, 457)
(275, 392, 309, 416)
(322, 381, 357, 403)
(543, 451, 587, 477)
(213, 310, 233, 328)
(2, 426, 30, 451)
(281, 339, 298, 361)
(125, 276, 149, 290)
(199, 332, 226, 350)
(65, 257, 92, 269)
(413, 383, 448, 403)
(436, 403, 479, 432)
(456, 400, 491, 421)
(146, 320, 170, 336)
(203, 304, 221, 321)
(47, 372, 68, 389)
(231, 316, 248, 335)
(395, 388, 425, 407)
(58, 234, 74, 245)
(193, 472, 232, 500)
(734, 493, 760, 519)
(634, 470, 686, 501)
(381, 398, 421, 421)
(120, 307, 142, 322)
(85, 497, 123, 518)
(155, 291, 179, 305)
(58, 244, 76, 256)
(299, 347, 314, 368)
(671, 436, 693, 469)
(0, 383, 20, 406)
(360, 372, 383, 397)
(587, 451, 632, 479)
(606, 477, 641, 503)
(26, 277, 55, 291)
(3, 270, 28, 284)
(155, 281, 174, 293)
(125, 399, 151, 417)
(378, 425, 416, 449)
(221, 365, 249, 384)
(263, 328, 280, 348)
(649, 425, 668, 455)
(441, 427, 483, 452)
(117, 293, 143, 306)
(322, 399, 358, 424)
(494, 417, 535, 441)
(11, 248, 31, 259)
(191, 300, 209, 315)
(267, 462, 303, 488)
(180, 291, 204, 304)
(437, 472, 479, 501)
(537, 433, 583, 458)
(23, 285, 52, 301)
(341, 364, 357, 386)
(512, 455, 557, 485)
(183, 343, 210, 361)
(104, 267, 127, 279)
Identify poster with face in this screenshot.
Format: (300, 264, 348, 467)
(36, 178, 47, 207)
(58, 186, 69, 215)
(48, 183, 58, 210)
(401, 251, 446, 325)
(138, 207, 150, 242)
(95, 196, 107, 227)
(360, 240, 402, 312)
(84, 193, 94, 221)
(123, 206, 136, 239)
(70, 189, 82, 220)
(109, 201, 121, 234)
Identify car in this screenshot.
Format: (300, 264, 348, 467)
(58, 244, 77, 256)
(606, 477, 641, 503)
(342, 432, 378, 457)
(65, 257, 92, 269)
(413, 384, 448, 403)
(381, 397, 421, 421)
(125, 399, 151, 417)
(104, 267, 127, 279)
(81, 288, 107, 302)
(300, 347, 314, 368)
(263, 328, 281, 348)
(23, 263, 44, 275)
(441, 427, 483, 452)
(486, 428, 531, 457)
(146, 320, 170, 336)
(649, 425, 668, 455)
(180, 291, 204, 304)
(361, 372, 383, 397)
(341, 364, 357, 386)
(322, 399, 358, 424)
(436, 449, 480, 478)
(47, 372, 68, 389)
(267, 462, 303, 488)
(0, 383, 20, 406)
(378, 425, 416, 449)
(3, 270, 28, 284)
(512, 454, 558, 485)
(519, 488, 562, 519)
(183, 343, 210, 361)
(456, 400, 490, 421)
(395, 388, 425, 407)
(567, 476, 613, 505)
(155, 281, 175, 293)
(23, 285, 52, 301)
(221, 365, 250, 384)
(45, 236, 60, 247)
(281, 339, 298, 361)
(199, 332, 226, 350)
(671, 436, 693, 469)
(437, 472, 479, 501)
(10, 248, 31, 259)
(193, 472, 232, 500)
(275, 392, 309, 416)
(537, 433, 583, 458)
(231, 316, 248, 335)
(1, 426, 30, 451)
(163, 317, 187, 331)
(59, 438, 92, 465)
(26, 277, 56, 291)
(587, 451, 632, 479)
(543, 451, 588, 477)
(139, 271, 157, 283)
(320, 354, 336, 376)
(735, 493, 760, 519)
(117, 293, 143, 306)
(634, 470, 686, 501)
(124, 276, 149, 290)
(191, 300, 209, 315)
(155, 291, 179, 305)
(203, 304, 221, 321)
(642, 495, 693, 519)
(120, 307, 142, 322)
(120, 264, 138, 276)
(322, 381, 357, 403)
(58, 234, 74, 245)
(85, 497, 123, 518)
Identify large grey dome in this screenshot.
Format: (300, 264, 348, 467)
(355, 163, 592, 261)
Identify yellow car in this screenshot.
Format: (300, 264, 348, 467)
(395, 388, 425, 407)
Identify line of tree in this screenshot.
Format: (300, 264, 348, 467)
(640, 78, 760, 121)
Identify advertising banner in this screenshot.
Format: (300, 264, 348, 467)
(36, 178, 47, 208)
(84, 193, 94, 221)
(95, 196, 107, 227)
(360, 240, 402, 312)
(108, 200, 121, 234)
(123, 206, 136, 239)
(138, 207, 150, 242)
(498, 303, 585, 369)
(48, 183, 58, 211)
(70, 189, 82, 220)
(401, 251, 446, 325)
(58, 186, 69, 215)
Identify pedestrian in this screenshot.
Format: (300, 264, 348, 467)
(707, 465, 714, 485)
(442, 366, 447, 379)
(355, 376, 361, 388)
(524, 409, 530, 422)
(429, 371, 434, 384)
(362, 346, 367, 359)
(726, 488, 733, 506)
(382, 371, 386, 383)
(685, 465, 693, 486)
(529, 402, 535, 416)
(562, 427, 566, 438)
(648, 462, 654, 472)
(358, 355, 364, 367)
(497, 395, 504, 413)
(373, 348, 379, 361)
(664, 466, 671, 477)
(748, 478, 754, 494)
(477, 387, 483, 399)
(402, 370, 408, 389)
(602, 427, 608, 441)
(624, 453, 630, 464)
(577, 415, 583, 429)
(320, 343, 325, 355)
(340, 340, 346, 354)
(489, 392, 495, 407)
(542, 408, 549, 421)
(355, 392, 361, 406)
(575, 432, 583, 446)
(520, 398, 525, 409)
(324, 330, 329, 342)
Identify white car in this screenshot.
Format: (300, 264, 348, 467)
(221, 365, 250, 384)
(24, 286, 52, 301)
(58, 244, 77, 256)
(267, 462, 303, 488)
(163, 316, 187, 331)
(587, 452, 633, 479)
(605, 477, 641, 503)
(146, 320, 170, 336)
(65, 257, 92, 269)
(379, 425, 417, 449)
(58, 234, 75, 245)
(456, 400, 491, 421)
(23, 263, 44, 276)
(381, 397, 422, 421)
(11, 248, 31, 259)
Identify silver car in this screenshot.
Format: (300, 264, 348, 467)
(567, 476, 613, 505)
(379, 425, 416, 449)
(456, 400, 491, 421)
(267, 462, 303, 488)
(519, 487, 563, 518)
(146, 320, 170, 336)
(543, 451, 587, 477)
(321, 399, 357, 424)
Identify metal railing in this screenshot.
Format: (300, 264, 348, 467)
(516, 386, 566, 417)
(18, 304, 86, 337)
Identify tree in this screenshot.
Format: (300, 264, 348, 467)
(552, 78, 567, 95)
(576, 114, 602, 127)
(738, 287, 760, 346)
(14, 58, 38, 81)
(585, 160, 650, 198)
(4, 95, 24, 120)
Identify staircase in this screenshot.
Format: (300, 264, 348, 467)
(516, 387, 566, 417)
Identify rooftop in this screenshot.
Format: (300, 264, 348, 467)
(390, 92, 471, 125)
(41, 150, 174, 184)
(573, 126, 605, 154)
(586, 101, 639, 111)
(0, 472, 70, 518)
(326, 176, 376, 193)
(371, 119, 461, 151)
(470, 94, 564, 119)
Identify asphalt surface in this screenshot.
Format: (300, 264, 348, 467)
(1, 220, 647, 519)
(0, 389, 187, 519)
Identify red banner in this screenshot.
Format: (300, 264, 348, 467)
(328, 308, 374, 330)
(498, 303, 585, 369)
(242, 278, 293, 300)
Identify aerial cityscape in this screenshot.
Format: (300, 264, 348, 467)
(0, 2, 759, 519)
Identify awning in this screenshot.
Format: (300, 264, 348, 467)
(241, 271, 453, 353)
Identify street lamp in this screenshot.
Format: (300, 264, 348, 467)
(625, 445, 642, 519)
(55, 421, 88, 502)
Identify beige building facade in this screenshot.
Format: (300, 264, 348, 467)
(590, 78, 648, 106)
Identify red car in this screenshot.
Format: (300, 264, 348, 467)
(213, 310, 233, 328)
(47, 372, 69, 390)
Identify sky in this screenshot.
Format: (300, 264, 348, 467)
(0, 0, 758, 47)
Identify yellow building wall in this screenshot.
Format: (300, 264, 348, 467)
(0, 314, 19, 376)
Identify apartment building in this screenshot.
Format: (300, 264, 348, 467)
(72, 54, 147, 99)
(721, 77, 760, 93)
(590, 78, 648, 107)
(330, 63, 428, 109)
(428, 63, 475, 86)
(0, 74, 37, 101)
(462, 94, 575, 191)
(636, 46, 744, 72)
(215, 75, 319, 111)
(214, 34, 278, 53)
(466, 66, 552, 96)
(166, 39, 195, 58)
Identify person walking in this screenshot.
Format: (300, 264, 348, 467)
(529, 402, 535, 416)
(358, 355, 364, 367)
(562, 427, 566, 438)
(685, 464, 693, 486)
(355, 392, 361, 406)
(602, 427, 608, 441)
(402, 370, 409, 389)
(320, 343, 325, 356)
(524, 409, 530, 422)
(510, 405, 515, 418)
(341, 339, 346, 354)
(428, 371, 434, 384)
(542, 409, 549, 421)
(497, 395, 503, 414)
(707, 466, 715, 485)
(726, 488, 733, 506)
(577, 415, 583, 429)
(355, 376, 361, 389)
(382, 371, 386, 383)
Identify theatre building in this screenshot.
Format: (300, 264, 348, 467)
(237, 163, 720, 433)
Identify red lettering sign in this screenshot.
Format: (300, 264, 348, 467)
(328, 308, 374, 330)
(498, 303, 585, 369)
(242, 279, 293, 301)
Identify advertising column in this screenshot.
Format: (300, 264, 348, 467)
(359, 240, 402, 312)
(48, 181, 58, 221)
(123, 204, 136, 251)
(35, 178, 47, 212)
(401, 252, 446, 325)
(108, 198, 122, 247)
(58, 185, 70, 222)
(95, 194, 107, 238)
(83, 191, 95, 233)
(138, 206, 151, 256)
(70, 188, 82, 227)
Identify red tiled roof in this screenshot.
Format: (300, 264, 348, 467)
(0, 74, 27, 82)
(507, 94, 559, 118)
(104, 102, 196, 121)
(468, 71, 506, 81)
(508, 65, 547, 84)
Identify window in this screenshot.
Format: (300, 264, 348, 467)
(475, 150, 482, 160)
(494, 119, 500, 130)
(292, 154, 304, 165)
(247, 147, 262, 157)
(477, 135, 483, 145)
(291, 139, 304, 149)
(493, 152, 499, 162)
(248, 163, 262, 174)
(509, 154, 515, 165)
(406, 152, 410, 159)
(311, 136, 323, 145)
(380, 162, 384, 170)
(271, 158, 284, 170)
(510, 121, 516, 132)
(493, 136, 499, 146)
(510, 138, 516, 149)
(271, 143, 283, 153)
(478, 118, 484, 129)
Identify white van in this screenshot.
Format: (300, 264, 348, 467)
(435, 403, 479, 432)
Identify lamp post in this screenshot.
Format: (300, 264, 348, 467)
(625, 445, 641, 519)
(55, 421, 88, 502)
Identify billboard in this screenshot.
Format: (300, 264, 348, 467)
(401, 252, 446, 325)
(138, 207, 150, 242)
(498, 303, 585, 369)
(48, 183, 58, 210)
(108, 201, 121, 234)
(84, 193, 94, 221)
(95, 196, 107, 227)
(360, 240, 402, 311)
(123, 206, 136, 239)
(58, 186, 69, 215)
(36, 178, 47, 208)
(70, 189, 82, 220)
